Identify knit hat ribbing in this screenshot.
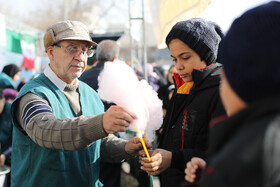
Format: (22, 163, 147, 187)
(166, 18, 224, 65)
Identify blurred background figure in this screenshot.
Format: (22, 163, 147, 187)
(0, 64, 21, 90)
(80, 39, 122, 187)
(0, 88, 13, 187)
(80, 39, 120, 97)
(134, 64, 160, 93)
(157, 64, 175, 116)
(3, 88, 18, 103)
(147, 63, 160, 92)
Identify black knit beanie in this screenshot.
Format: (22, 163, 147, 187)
(165, 18, 224, 65)
(2, 64, 20, 79)
(219, 1, 280, 103)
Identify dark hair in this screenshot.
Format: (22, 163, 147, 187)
(2, 64, 20, 79)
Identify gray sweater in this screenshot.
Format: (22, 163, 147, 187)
(15, 84, 130, 162)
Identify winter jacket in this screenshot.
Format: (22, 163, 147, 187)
(158, 63, 226, 187)
(200, 96, 280, 187)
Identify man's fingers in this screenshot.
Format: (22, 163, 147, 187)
(113, 106, 136, 121)
(116, 119, 129, 127)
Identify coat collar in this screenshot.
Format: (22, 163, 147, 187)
(174, 63, 222, 93)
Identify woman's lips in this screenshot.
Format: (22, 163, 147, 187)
(179, 74, 189, 78)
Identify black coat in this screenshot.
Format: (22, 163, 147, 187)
(158, 63, 226, 187)
(200, 96, 280, 187)
(79, 62, 104, 91)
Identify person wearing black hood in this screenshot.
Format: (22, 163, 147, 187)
(185, 1, 280, 187)
(0, 64, 21, 89)
(140, 18, 226, 187)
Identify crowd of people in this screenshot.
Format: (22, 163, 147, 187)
(0, 1, 280, 187)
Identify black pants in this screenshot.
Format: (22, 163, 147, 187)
(99, 159, 121, 187)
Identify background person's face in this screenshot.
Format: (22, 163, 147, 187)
(167, 66, 176, 84)
(13, 72, 21, 83)
(168, 39, 207, 83)
(49, 40, 88, 84)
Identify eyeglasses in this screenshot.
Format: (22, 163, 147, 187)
(53, 44, 94, 57)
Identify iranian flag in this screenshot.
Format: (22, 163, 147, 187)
(6, 30, 37, 70)
(21, 35, 36, 70)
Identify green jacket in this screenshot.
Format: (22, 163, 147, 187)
(11, 73, 104, 187)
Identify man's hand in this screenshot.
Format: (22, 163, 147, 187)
(185, 157, 206, 183)
(125, 137, 152, 157)
(102, 106, 136, 134)
(0, 154, 6, 167)
(139, 148, 171, 176)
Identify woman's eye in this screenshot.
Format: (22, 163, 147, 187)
(172, 58, 177, 62)
(183, 57, 190, 60)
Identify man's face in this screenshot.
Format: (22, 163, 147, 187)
(47, 40, 89, 84)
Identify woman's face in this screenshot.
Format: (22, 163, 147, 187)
(168, 39, 207, 82)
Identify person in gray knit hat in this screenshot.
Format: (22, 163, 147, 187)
(185, 1, 280, 187)
(10, 20, 151, 187)
(140, 18, 226, 187)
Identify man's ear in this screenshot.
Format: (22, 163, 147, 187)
(46, 46, 55, 61)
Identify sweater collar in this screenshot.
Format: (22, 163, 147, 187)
(44, 65, 79, 91)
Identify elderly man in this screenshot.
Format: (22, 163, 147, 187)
(11, 20, 149, 187)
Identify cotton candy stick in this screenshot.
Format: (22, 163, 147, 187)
(136, 128, 151, 161)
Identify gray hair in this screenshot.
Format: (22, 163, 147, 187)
(96, 40, 120, 62)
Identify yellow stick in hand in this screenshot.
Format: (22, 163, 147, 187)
(136, 128, 151, 161)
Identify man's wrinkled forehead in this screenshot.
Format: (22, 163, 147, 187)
(59, 40, 91, 48)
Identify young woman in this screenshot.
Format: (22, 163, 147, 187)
(140, 18, 226, 187)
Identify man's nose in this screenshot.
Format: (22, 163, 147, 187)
(74, 50, 87, 61)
